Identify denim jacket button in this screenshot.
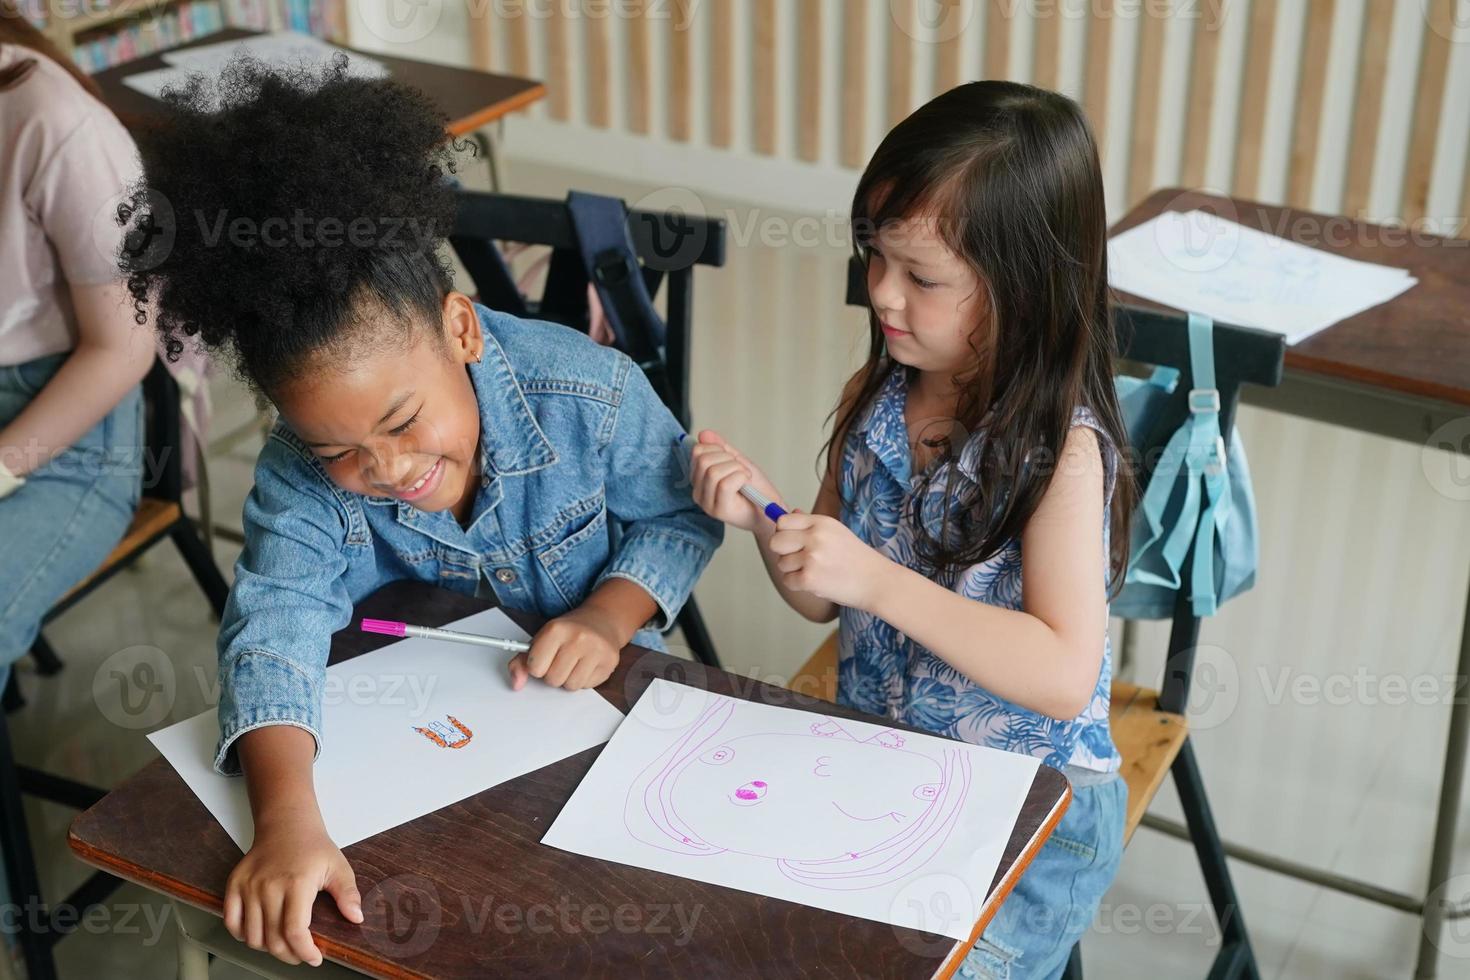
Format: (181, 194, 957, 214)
(494, 567, 517, 584)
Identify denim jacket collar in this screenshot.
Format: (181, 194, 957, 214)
(469, 322, 559, 478)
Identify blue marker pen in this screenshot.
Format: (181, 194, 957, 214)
(675, 433, 788, 523)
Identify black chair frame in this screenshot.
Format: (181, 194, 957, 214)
(451, 191, 728, 669)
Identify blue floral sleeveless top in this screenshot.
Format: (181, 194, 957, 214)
(836, 368, 1121, 774)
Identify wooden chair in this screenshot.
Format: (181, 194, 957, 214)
(792, 262, 1286, 979)
(3, 358, 230, 980)
(450, 190, 728, 669)
(20, 359, 230, 687)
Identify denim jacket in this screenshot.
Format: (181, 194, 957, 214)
(214, 304, 722, 774)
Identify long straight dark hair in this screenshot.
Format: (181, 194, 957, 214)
(824, 80, 1134, 589)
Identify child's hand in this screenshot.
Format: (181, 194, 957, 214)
(768, 512, 892, 611)
(689, 429, 785, 533)
(224, 819, 362, 967)
(509, 607, 622, 691)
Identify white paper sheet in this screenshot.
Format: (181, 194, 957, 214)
(541, 679, 1041, 940)
(161, 30, 388, 79)
(149, 608, 624, 852)
(1108, 209, 1418, 345)
(121, 66, 192, 100)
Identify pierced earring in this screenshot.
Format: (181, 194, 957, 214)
(473, 351, 482, 362)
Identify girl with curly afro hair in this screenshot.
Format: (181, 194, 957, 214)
(121, 58, 721, 967)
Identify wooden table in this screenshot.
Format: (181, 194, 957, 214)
(70, 582, 1070, 979)
(1111, 188, 1470, 979)
(92, 28, 545, 137)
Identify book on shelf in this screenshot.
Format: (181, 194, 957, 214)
(47, 0, 346, 74)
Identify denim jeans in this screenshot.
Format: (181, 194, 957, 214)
(960, 775, 1128, 980)
(0, 352, 143, 667)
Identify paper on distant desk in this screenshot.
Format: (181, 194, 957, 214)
(1108, 209, 1418, 345)
(149, 609, 624, 852)
(163, 30, 386, 77)
(123, 30, 386, 100)
(542, 679, 1040, 940)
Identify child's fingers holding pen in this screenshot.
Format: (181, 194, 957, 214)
(775, 552, 806, 574)
(508, 652, 530, 690)
(768, 515, 815, 554)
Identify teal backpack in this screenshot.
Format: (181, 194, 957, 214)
(1112, 313, 1259, 619)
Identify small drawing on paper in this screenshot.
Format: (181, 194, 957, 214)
(624, 698, 972, 891)
(413, 715, 473, 749)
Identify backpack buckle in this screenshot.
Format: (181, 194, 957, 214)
(1210, 435, 1227, 475)
(1188, 388, 1221, 414)
(592, 248, 634, 286)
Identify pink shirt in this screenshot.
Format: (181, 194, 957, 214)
(0, 45, 142, 366)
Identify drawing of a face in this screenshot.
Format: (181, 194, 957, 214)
(626, 702, 972, 890)
(671, 734, 944, 861)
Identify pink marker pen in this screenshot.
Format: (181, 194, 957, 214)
(360, 619, 530, 654)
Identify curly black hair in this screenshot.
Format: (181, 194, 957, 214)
(118, 56, 464, 394)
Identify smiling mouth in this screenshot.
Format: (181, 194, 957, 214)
(393, 458, 442, 500)
(832, 802, 902, 823)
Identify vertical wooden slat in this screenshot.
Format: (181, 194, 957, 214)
(888, 0, 913, 126)
(544, 3, 571, 121)
(753, 0, 778, 155)
(668, 2, 693, 142)
(841, 0, 868, 167)
(585, 3, 612, 128)
(1231, 0, 1278, 197)
(1400, 0, 1455, 224)
(797, 0, 823, 162)
(1127, 0, 1169, 207)
(505, 5, 531, 76)
(984, 0, 1010, 79)
(1341, 0, 1395, 217)
(709, 0, 734, 148)
(468, 3, 492, 70)
(1180, 0, 1225, 189)
(625, 0, 651, 134)
(1032, 0, 1062, 91)
(935, 6, 964, 95)
(1082, 0, 1114, 153)
(1286, 0, 1335, 208)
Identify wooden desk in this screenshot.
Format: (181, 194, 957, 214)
(1112, 188, 1470, 979)
(70, 582, 1070, 979)
(92, 28, 545, 137)
(1113, 188, 1470, 436)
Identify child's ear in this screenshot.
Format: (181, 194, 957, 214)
(440, 292, 483, 364)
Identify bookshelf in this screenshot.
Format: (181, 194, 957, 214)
(24, 0, 346, 74)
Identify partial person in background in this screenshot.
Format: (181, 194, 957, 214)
(0, 8, 153, 688)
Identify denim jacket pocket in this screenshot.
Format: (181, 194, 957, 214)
(535, 494, 610, 614)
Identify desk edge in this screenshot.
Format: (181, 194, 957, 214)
(930, 779, 1074, 980)
(447, 83, 547, 135)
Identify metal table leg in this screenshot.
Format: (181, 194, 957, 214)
(1415, 566, 1470, 978)
(175, 903, 211, 980)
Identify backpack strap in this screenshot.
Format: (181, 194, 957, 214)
(564, 191, 667, 370)
(1124, 314, 1232, 616)
(1186, 312, 1231, 616)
